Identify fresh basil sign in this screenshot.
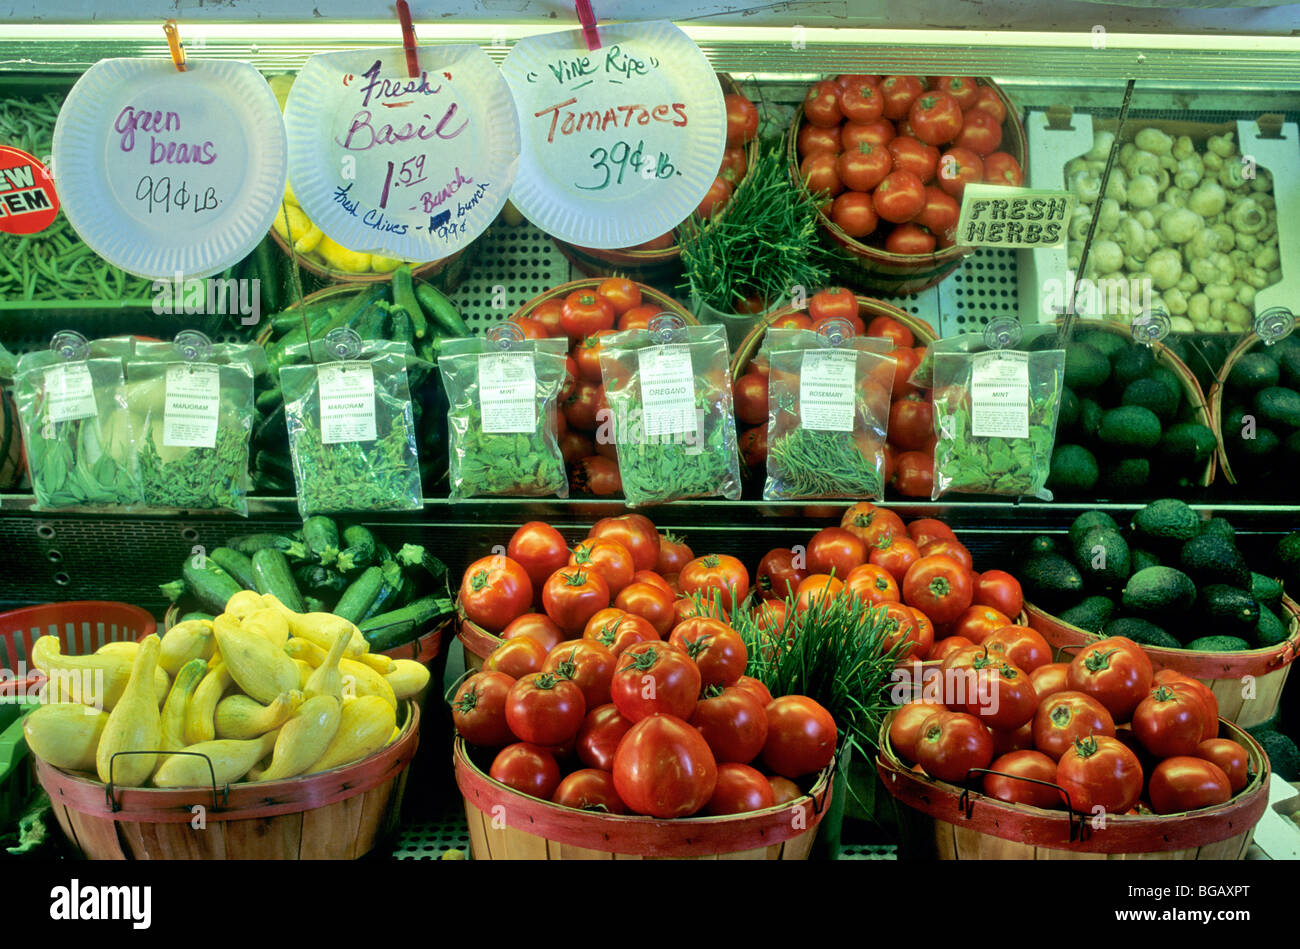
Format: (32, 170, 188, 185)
(284, 45, 519, 261)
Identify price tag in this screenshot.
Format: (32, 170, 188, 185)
(163, 363, 220, 448)
(478, 353, 537, 433)
(318, 362, 378, 444)
(0, 146, 59, 235)
(638, 344, 697, 438)
(955, 184, 1073, 249)
(51, 59, 287, 279)
(43, 364, 98, 423)
(972, 351, 1030, 439)
(285, 46, 519, 261)
(800, 350, 857, 432)
(501, 20, 726, 248)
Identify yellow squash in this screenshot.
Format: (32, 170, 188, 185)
(241, 608, 289, 648)
(215, 690, 303, 740)
(32, 636, 130, 709)
(158, 619, 215, 676)
(385, 659, 431, 701)
(292, 658, 313, 690)
(95, 635, 164, 787)
(185, 658, 232, 746)
(213, 615, 299, 704)
(160, 658, 207, 752)
(22, 703, 109, 772)
(224, 589, 266, 620)
(284, 637, 326, 667)
(152, 729, 280, 788)
(355, 652, 396, 675)
(339, 657, 397, 709)
(303, 624, 351, 702)
(262, 598, 368, 657)
(95, 641, 139, 659)
(248, 695, 341, 782)
(308, 696, 396, 773)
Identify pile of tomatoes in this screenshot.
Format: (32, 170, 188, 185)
(751, 502, 1026, 663)
(796, 75, 1025, 253)
(891, 633, 1254, 816)
(734, 296, 935, 497)
(453, 513, 837, 818)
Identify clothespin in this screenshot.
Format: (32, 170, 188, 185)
(396, 0, 420, 79)
(575, 0, 600, 51)
(163, 19, 186, 72)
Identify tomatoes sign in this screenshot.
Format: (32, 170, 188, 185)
(954, 184, 1072, 249)
(0, 147, 58, 235)
(285, 45, 518, 260)
(501, 21, 725, 248)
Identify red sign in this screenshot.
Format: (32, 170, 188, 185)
(0, 146, 59, 234)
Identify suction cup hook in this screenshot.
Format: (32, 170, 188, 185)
(815, 317, 854, 348)
(1255, 307, 1295, 346)
(983, 317, 1023, 351)
(49, 330, 89, 363)
(649, 313, 686, 346)
(324, 327, 363, 362)
(486, 322, 526, 350)
(173, 329, 213, 363)
(1131, 307, 1171, 347)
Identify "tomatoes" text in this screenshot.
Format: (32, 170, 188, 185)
(534, 98, 688, 144)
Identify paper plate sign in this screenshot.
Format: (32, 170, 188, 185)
(502, 21, 726, 249)
(284, 45, 518, 261)
(51, 59, 287, 279)
(0, 146, 59, 235)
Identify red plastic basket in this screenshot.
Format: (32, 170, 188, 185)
(0, 601, 157, 698)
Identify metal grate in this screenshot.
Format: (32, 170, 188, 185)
(449, 221, 576, 328)
(392, 813, 473, 861)
(837, 844, 899, 860)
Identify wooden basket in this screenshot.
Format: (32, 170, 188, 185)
(787, 79, 1028, 297)
(34, 701, 419, 860)
(551, 74, 761, 283)
(876, 709, 1270, 859)
(454, 737, 831, 859)
(1208, 330, 1277, 486)
(1025, 595, 1300, 729)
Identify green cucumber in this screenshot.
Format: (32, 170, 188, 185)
(334, 566, 386, 624)
(303, 516, 341, 565)
(325, 283, 389, 336)
(181, 557, 244, 614)
(414, 283, 469, 338)
(251, 548, 306, 612)
(391, 266, 426, 338)
(389, 305, 415, 346)
(359, 595, 453, 651)
(209, 547, 258, 590)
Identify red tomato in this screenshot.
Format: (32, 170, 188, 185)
(542, 568, 612, 636)
(981, 625, 1049, 672)
(1164, 678, 1220, 743)
(887, 136, 940, 183)
(739, 424, 768, 468)
(506, 522, 571, 596)
(837, 141, 892, 192)
(762, 695, 837, 778)
(937, 147, 984, 199)
(794, 574, 844, 614)
(613, 714, 718, 818)
(1132, 685, 1207, 759)
(583, 608, 657, 656)
(510, 316, 549, 340)
(1195, 739, 1249, 793)
(569, 538, 636, 597)
(1029, 662, 1070, 702)
(843, 118, 896, 151)
(904, 517, 953, 548)
(951, 606, 1013, 646)
(934, 76, 978, 109)
(618, 303, 661, 331)
(697, 175, 733, 218)
(563, 379, 604, 431)
(572, 330, 613, 383)
(971, 85, 1007, 123)
(656, 532, 694, 576)
(1033, 691, 1116, 761)
(632, 570, 674, 598)
(907, 608, 937, 662)
(587, 514, 659, 573)
(844, 563, 900, 606)
(830, 191, 879, 238)
(596, 277, 642, 315)
(1056, 735, 1143, 814)
(802, 80, 844, 127)
(560, 290, 615, 342)
(836, 73, 881, 88)
(807, 526, 868, 579)
(892, 449, 934, 497)
(756, 548, 808, 602)
(954, 107, 1003, 156)
(888, 393, 934, 451)
(610, 641, 702, 722)
(889, 347, 922, 399)
(451, 671, 516, 747)
(840, 502, 904, 547)
(669, 618, 747, 689)
(459, 555, 534, 634)
(839, 76, 885, 123)
(679, 554, 750, 604)
(1066, 637, 1154, 723)
(489, 742, 561, 799)
(913, 709, 993, 783)
(808, 287, 859, 325)
(542, 639, 617, 710)
(984, 750, 1062, 809)
(691, 685, 769, 763)
(872, 169, 926, 224)
(909, 91, 963, 146)
(769, 776, 804, 805)
(929, 635, 974, 663)
(735, 675, 774, 707)
(801, 152, 843, 199)
(615, 581, 675, 637)
(983, 151, 1024, 187)
(718, 147, 748, 186)
(885, 223, 937, 255)
(575, 703, 634, 771)
(1148, 756, 1232, 815)
(635, 232, 675, 251)
(973, 569, 1023, 618)
(798, 122, 842, 158)
(530, 299, 565, 337)
(570, 454, 621, 496)
(889, 700, 946, 762)
(991, 720, 1036, 757)
(865, 316, 915, 349)
(733, 371, 769, 426)
(919, 538, 973, 573)
(724, 92, 759, 146)
(963, 657, 1038, 730)
(501, 613, 565, 653)
(552, 768, 627, 813)
(914, 185, 961, 241)
(483, 636, 548, 680)
(902, 555, 973, 624)
(880, 75, 925, 121)
(868, 533, 920, 586)
(505, 672, 587, 747)
(707, 762, 776, 815)
(560, 429, 594, 464)
(880, 601, 926, 660)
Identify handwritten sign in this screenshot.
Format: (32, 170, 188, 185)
(51, 59, 287, 279)
(956, 184, 1073, 249)
(284, 45, 518, 261)
(0, 146, 59, 235)
(501, 20, 725, 249)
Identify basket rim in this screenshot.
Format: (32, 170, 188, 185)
(1207, 330, 1265, 487)
(266, 225, 458, 283)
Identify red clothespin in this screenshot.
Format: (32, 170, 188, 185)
(575, 0, 601, 51)
(396, 0, 420, 79)
(163, 19, 187, 72)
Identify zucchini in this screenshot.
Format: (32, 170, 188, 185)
(303, 516, 341, 565)
(251, 548, 306, 612)
(414, 283, 469, 338)
(209, 547, 258, 590)
(304, 596, 327, 614)
(255, 387, 283, 413)
(181, 557, 244, 614)
(180, 611, 215, 624)
(294, 562, 350, 597)
(389, 305, 415, 346)
(334, 566, 386, 624)
(230, 532, 309, 560)
(337, 524, 377, 572)
(395, 543, 449, 591)
(358, 595, 453, 652)
(391, 266, 426, 338)
(362, 560, 406, 620)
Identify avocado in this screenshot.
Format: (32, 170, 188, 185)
(1149, 366, 1183, 405)
(1047, 444, 1099, 495)
(1019, 553, 1086, 610)
(1200, 517, 1236, 542)
(1065, 344, 1111, 392)
(1076, 330, 1128, 360)
(1250, 571, 1284, 609)
(1255, 387, 1300, 431)
(1184, 635, 1252, 652)
(1078, 398, 1104, 441)
(1099, 458, 1150, 496)
(1254, 604, 1289, 648)
(1159, 423, 1217, 470)
(1179, 533, 1250, 589)
(1233, 424, 1280, 462)
(1058, 387, 1080, 431)
(1112, 345, 1156, 388)
(1076, 526, 1131, 590)
(1229, 352, 1280, 394)
(1014, 534, 1059, 565)
(1254, 730, 1300, 782)
(1059, 595, 1116, 633)
(1279, 348, 1300, 390)
(1099, 406, 1162, 451)
(1069, 511, 1120, 548)
(1131, 498, 1201, 546)
(1105, 616, 1181, 649)
(1131, 548, 1161, 573)
(1121, 565, 1197, 618)
(1197, 584, 1260, 634)
(1276, 531, 1300, 589)
(1122, 377, 1180, 424)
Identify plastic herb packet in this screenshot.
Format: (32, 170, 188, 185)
(597, 318, 743, 507)
(437, 329, 569, 500)
(762, 324, 894, 501)
(280, 332, 423, 517)
(931, 338, 1067, 501)
(125, 333, 257, 515)
(13, 333, 143, 511)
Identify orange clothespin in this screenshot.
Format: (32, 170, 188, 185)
(163, 19, 187, 72)
(396, 0, 420, 79)
(575, 0, 600, 51)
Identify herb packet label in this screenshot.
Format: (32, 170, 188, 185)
(972, 351, 1030, 439)
(478, 353, 537, 433)
(799, 350, 857, 432)
(638, 344, 697, 438)
(43, 363, 98, 423)
(163, 363, 221, 449)
(318, 362, 378, 444)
